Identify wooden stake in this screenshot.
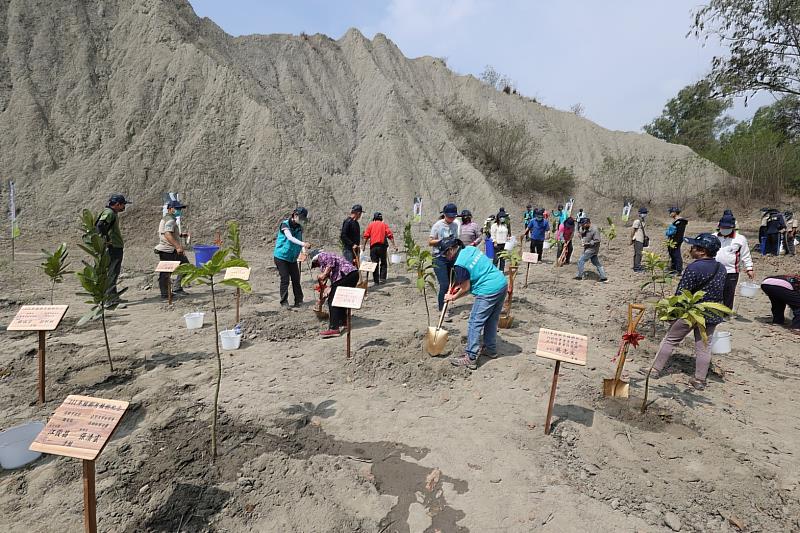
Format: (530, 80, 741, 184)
(167, 276, 173, 305)
(346, 309, 352, 358)
(544, 360, 561, 435)
(524, 263, 530, 288)
(82, 459, 97, 533)
(38, 330, 46, 404)
(235, 287, 240, 324)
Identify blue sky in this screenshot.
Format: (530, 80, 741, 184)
(188, 0, 772, 132)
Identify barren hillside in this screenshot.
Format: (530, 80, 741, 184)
(0, 0, 723, 240)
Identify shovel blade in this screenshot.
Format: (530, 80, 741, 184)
(602, 378, 630, 398)
(424, 326, 449, 356)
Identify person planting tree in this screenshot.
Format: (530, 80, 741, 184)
(273, 207, 311, 308)
(310, 250, 360, 338)
(649, 232, 728, 390)
(575, 218, 608, 282)
(714, 213, 754, 311)
(630, 207, 648, 272)
(439, 238, 508, 371)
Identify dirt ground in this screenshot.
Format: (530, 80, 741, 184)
(1, 220, 799, 532)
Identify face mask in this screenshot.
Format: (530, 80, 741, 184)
(174, 209, 182, 217)
(719, 228, 733, 236)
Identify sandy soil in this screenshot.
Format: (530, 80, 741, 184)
(1, 219, 799, 532)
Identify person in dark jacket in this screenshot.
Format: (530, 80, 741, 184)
(665, 206, 688, 274)
(763, 209, 786, 256)
(341, 204, 363, 263)
(761, 274, 800, 333)
(650, 233, 728, 390)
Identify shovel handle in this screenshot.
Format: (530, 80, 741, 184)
(434, 284, 458, 331)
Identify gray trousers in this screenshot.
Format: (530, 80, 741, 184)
(633, 240, 644, 270)
(653, 320, 718, 380)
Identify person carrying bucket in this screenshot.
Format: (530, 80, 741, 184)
(438, 238, 508, 370)
(650, 233, 727, 390)
(429, 203, 460, 321)
(362, 212, 396, 285)
(154, 200, 191, 299)
(760, 273, 800, 334)
(310, 250, 360, 338)
(714, 213, 754, 311)
(273, 207, 311, 308)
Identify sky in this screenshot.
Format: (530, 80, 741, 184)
(188, 0, 773, 132)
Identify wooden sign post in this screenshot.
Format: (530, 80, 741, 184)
(7, 305, 68, 404)
(154, 261, 182, 304)
(358, 261, 377, 295)
(535, 328, 588, 435)
(521, 252, 538, 288)
(331, 286, 366, 358)
(30, 395, 129, 533)
(224, 267, 251, 323)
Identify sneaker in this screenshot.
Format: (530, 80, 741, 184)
(480, 346, 498, 359)
(689, 377, 706, 390)
(280, 301, 290, 308)
(574, 276, 583, 280)
(599, 278, 609, 283)
(450, 353, 478, 370)
(648, 368, 662, 380)
(320, 329, 341, 338)
(173, 287, 186, 294)
(293, 301, 303, 308)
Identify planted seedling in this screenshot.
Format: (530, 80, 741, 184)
(404, 221, 436, 327)
(497, 247, 522, 328)
(641, 290, 731, 412)
(76, 210, 127, 372)
(41, 243, 72, 304)
(226, 220, 245, 323)
(599, 217, 617, 250)
(174, 249, 251, 461)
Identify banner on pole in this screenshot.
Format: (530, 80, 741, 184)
(9, 180, 19, 238)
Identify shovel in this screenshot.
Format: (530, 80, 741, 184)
(603, 303, 646, 398)
(313, 280, 329, 320)
(424, 283, 457, 356)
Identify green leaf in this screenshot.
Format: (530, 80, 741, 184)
(219, 278, 252, 292)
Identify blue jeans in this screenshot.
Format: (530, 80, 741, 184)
(433, 256, 453, 311)
(577, 251, 607, 279)
(465, 288, 507, 359)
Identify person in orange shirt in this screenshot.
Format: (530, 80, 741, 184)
(362, 212, 397, 284)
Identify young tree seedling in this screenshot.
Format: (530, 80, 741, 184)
(40, 243, 73, 304)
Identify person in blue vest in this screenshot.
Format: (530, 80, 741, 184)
(439, 237, 508, 371)
(273, 207, 311, 308)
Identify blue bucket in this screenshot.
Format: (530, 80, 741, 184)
(485, 237, 494, 259)
(193, 244, 219, 266)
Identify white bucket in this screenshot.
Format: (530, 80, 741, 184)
(739, 282, 760, 298)
(184, 312, 205, 330)
(543, 241, 552, 250)
(0, 421, 45, 469)
(506, 236, 517, 251)
(219, 330, 242, 350)
(710, 331, 731, 354)
(390, 253, 402, 264)
(360, 253, 369, 263)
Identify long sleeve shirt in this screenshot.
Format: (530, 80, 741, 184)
(490, 223, 509, 245)
(340, 218, 361, 249)
(459, 222, 483, 246)
(715, 232, 753, 274)
(579, 226, 601, 255)
(676, 257, 727, 325)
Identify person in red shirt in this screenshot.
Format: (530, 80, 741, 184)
(362, 212, 397, 284)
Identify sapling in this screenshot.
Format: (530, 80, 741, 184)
(40, 243, 72, 304)
(640, 251, 673, 336)
(599, 217, 617, 250)
(497, 247, 522, 319)
(174, 249, 251, 461)
(641, 290, 731, 412)
(226, 220, 244, 323)
(76, 210, 127, 372)
(407, 246, 436, 327)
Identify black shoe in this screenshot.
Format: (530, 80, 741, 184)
(280, 301, 290, 308)
(173, 287, 186, 294)
(574, 276, 582, 280)
(160, 294, 169, 300)
(599, 278, 609, 283)
(292, 301, 303, 308)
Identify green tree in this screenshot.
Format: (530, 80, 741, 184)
(403, 222, 436, 327)
(643, 80, 734, 154)
(40, 243, 72, 304)
(174, 249, 251, 462)
(692, 0, 800, 97)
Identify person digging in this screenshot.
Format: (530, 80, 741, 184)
(310, 250, 360, 338)
(438, 238, 508, 371)
(649, 233, 727, 390)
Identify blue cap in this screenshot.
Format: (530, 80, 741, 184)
(438, 237, 464, 253)
(685, 232, 721, 255)
(294, 206, 308, 220)
(167, 200, 187, 209)
(441, 203, 458, 217)
(668, 206, 681, 214)
(638, 207, 648, 214)
(718, 214, 736, 228)
(108, 194, 130, 205)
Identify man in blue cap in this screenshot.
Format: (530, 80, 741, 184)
(96, 194, 130, 296)
(154, 200, 190, 299)
(651, 232, 727, 390)
(429, 203, 460, 319)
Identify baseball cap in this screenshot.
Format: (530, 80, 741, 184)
(108, 194, 130, 205)
(459, 209, 472, 218)
(638, 207, 648, 214)
(351, 204, 363, 213)
(293, 207, 308, 220)
(685, 232, 721, 255)
(718, 214, 736, 228)
(373, 212, 382, 220)
(438, 237, 464, 253)
(441, 203, 458, 217)
(167, 200, 187, 209)
(668, 206, 681, 214)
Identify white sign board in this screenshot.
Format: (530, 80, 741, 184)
(154, 261, 181, 273)
(224, 267, 251, 281)
(521, 252, 539, 264)
(331, 287, 365, 310)
(7, 305, 69, 331)
(359, 261, 378, 273)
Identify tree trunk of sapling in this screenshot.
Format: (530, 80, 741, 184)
(210, 278, 221, 462)
(422, 283, 431, 327)
(101, 310, 113, 372)
(50, 280, 55, 305)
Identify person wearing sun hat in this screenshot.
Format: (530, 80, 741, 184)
(714, 212, 754, 310)
(429, 202, 460, 319)
(154, 199, 191, 299)
(650, 232, 727, 390)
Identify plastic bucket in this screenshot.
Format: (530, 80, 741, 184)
(710, 331, 731, 354)
(543, 241, 552, 250)
(193, 244, 219, 266)
(219, 330, 241, 350)
(485, 237, 494, 259)
(390, 253, 402, 264)
(739, 282, 760, 298)
(184, 312, 205, 330)
(506, 236, 517, 251)
(0, 421, 45, 469)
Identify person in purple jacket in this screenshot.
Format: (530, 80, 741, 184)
(650, 233, 727, 390)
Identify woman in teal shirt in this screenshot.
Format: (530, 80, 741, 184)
(440, 238, 508, 370)
(273, 207, 311, 307)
